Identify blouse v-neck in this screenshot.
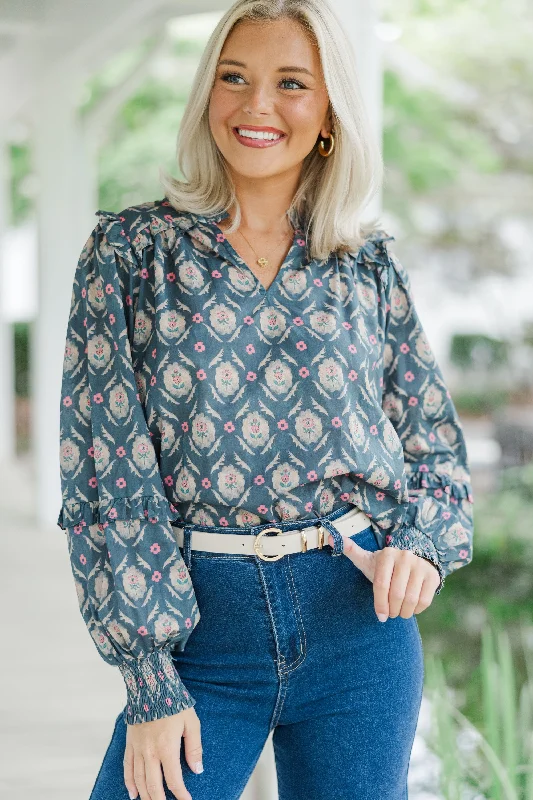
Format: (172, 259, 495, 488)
(209, 214, 307, 299)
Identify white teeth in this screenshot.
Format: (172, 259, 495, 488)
(237, 129, 283, 141)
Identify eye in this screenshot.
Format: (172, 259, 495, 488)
(220, 71, 246, 85)
(280, 78, 307, 90)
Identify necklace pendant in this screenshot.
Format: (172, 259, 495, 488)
(257, 257, 269, 268)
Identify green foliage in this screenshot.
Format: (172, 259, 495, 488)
(453, 389, 509, 416)
(10, 143, 33, 224)
(450, 333, 508, 369)
(98, 85, 189, 211)
(14, 322, 29, 397)
(425, 617, 533, 799)
(88, 37, 207, 212)
(383, 72, 501, 194)
(499, 463, 533, 503)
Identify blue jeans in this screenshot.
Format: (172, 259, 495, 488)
(89, 505, 424, 799)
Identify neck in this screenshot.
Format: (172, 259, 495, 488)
(228, 166, 302, 234)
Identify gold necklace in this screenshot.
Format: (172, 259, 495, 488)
(235, 222, 294, 269)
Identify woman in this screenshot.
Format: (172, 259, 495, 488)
(58, 1, 474, 798)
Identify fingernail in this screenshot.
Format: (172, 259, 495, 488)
(377, 613, 388, 622)
(194, 761, 204, 774)
(128, 792, 137, 799)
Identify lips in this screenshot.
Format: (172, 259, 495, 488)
(232, 126, 287, 149)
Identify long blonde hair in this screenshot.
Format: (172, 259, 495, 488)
(159, 0, 384, 260)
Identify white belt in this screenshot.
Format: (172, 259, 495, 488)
(173, 505, 372, 561)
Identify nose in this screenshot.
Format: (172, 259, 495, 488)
(242, 82, 275, 116)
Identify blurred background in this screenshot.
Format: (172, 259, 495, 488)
(1, 1, 532, 798)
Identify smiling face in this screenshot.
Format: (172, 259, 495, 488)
(208, 17, 332, 182)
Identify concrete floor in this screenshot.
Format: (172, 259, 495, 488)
(0, 454, 442, 800)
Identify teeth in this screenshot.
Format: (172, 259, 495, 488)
(237, 129, 283, 141)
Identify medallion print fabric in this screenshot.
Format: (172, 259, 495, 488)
(58, 197, 474, 724)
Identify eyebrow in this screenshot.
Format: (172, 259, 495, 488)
(217, 58, 315, 77)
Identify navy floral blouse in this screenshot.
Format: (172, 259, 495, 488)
(58, 197, 474, 725)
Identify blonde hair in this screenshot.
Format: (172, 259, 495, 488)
(159, 0, 384, 260)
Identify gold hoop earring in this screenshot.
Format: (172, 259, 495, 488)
(318, 131, 335, 158)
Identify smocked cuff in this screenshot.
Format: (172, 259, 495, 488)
(118, 648, 196, 725)
(386, 525, 445, 595)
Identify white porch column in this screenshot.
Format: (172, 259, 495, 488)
(0, 136, 16, 464)
(30, 66, 96, 528)
(337, 0, 383, 218)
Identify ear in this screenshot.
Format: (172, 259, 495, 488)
(320, 106, 334, 139)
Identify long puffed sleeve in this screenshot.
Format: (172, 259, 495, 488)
(58, 215, 200, 725)
(379, 243, 474, 595)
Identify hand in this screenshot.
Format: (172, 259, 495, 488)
(124, 706, 203, 800)
(329, 534, 440, 621)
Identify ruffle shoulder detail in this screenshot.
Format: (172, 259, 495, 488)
(95, 200, 198, 263)
(352, 228, 396, 289)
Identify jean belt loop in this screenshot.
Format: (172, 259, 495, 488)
(182, 524, 193, 570)
(318, 517, 345, 557)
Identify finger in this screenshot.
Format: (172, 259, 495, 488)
(123, 740, 138, 799)
(387, 551, 413, 618)
(162, 745, 192, 800)
(373, 548, 395, 621)
(414, 579, 437, 614)
(133, 752, 149, 800)
(400, 571, 425, 619)
(143, 753, 166, 800)
(183, 713, 204, 777)
(329, 534, 375, 582)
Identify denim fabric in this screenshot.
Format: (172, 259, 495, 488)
(88, 508, 424, 800)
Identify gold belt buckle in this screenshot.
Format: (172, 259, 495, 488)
(254, 526, 309, 561)
(254, 526, 284, 561)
